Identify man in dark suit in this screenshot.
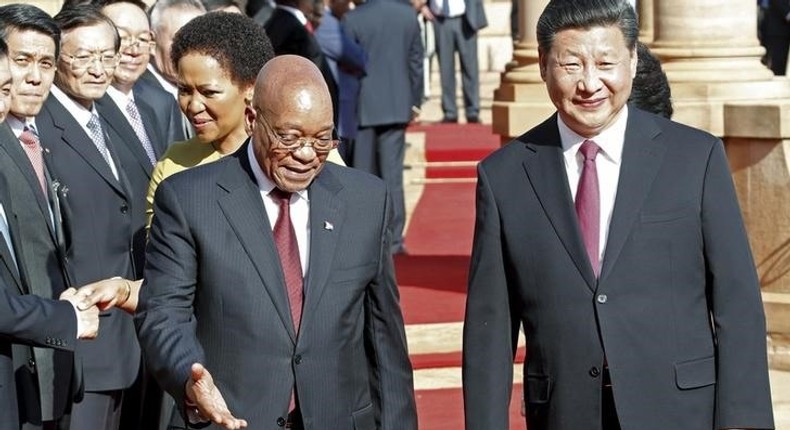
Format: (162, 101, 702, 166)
(265, 0, 339, 121)
(760, 0, 790, 75)
(36, 6, 143, 429)
(462, 1, 774, 430)
(136, 55, 416, 430)
(423, 0, 486, 123)
(98, 0, 185, 150)
(0, 21, 100, 430)
(344, 0, 423, 254)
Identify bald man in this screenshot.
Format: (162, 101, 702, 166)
(135, 55, 417, 430)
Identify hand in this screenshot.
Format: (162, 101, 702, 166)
(419, 4, 435, 20)
(60, 288, 100, 339)
(185, 363, 247, 429)
(75, 278, 136, 313)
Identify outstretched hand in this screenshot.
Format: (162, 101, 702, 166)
(186, 363, 248, 429)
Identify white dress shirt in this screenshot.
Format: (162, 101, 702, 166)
(248, 143, 310, 275)
(430, 0, 466, 18)
(50, 86, 120, 180)
(146, 64, 179, 100)
(559, 106, 628, 270)
(106, 86, 137, 125)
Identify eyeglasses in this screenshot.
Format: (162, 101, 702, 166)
(61, 52, 119, 71)
(258, 115, 338, 155)
(119, 34, 155, 49)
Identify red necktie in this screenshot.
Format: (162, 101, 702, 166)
(19, 127, 47, 196)
(271, 188, 304, 334)
(576, 140, 601, 277)
(305, 20, 314, 33)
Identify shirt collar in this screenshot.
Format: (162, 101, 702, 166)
(6, 114, 31, 138)
(50, 85, 97, 128)
(558, 105, 628, 166)
(247, 140, 309, 202)
(106, 85, 134, 109)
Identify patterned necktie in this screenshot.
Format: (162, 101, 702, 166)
(576, 140, 601, 277)
(19, 126, 48, 196)
(86, 113, 117, 179)
(270, 188, 304, 334)
(126, 99, 157, 165)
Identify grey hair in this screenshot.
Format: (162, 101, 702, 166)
(148, 0, 206, 31)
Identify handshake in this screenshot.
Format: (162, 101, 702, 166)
(58, 277, 137, 340)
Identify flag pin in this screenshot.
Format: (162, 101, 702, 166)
(324, 221, 334, 231)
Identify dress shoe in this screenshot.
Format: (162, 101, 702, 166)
(466, 116, 480, 124)
(440, 117, 458, 124)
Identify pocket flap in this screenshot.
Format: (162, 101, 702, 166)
(674, 356, 716, 389)
(351, 403, 375, 430)
(525, 374, 552, 404)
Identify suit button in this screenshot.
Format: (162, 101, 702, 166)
(589, 366, 600, 377)
(120, 204, 129, 214)
(28, 358, 35, 369)
(596, 294, 608, 304)
(276, 417, 286, 427)
(294, 355, 302, 365)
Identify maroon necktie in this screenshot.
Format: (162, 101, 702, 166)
(271, 188, 304, 334)
(576, 140, 601, 277)
(19, 127, 47, 196)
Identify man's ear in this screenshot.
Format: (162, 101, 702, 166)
(538, 48, 548, 81)
(244, 105, 256, 135)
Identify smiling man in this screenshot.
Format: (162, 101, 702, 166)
(35, 4, 144, 430)
(462, 1, 774, 430)
(136, 55, 417, 430)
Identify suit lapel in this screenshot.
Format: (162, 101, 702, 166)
(96, 95, 153, 178)
(216, 144, 298, 341)
(599, 110, 666, 281)
(521, 116, 597, 291)
(44, 98, 127, 198)
(0, 123, 52, 226)
(300, 168, 344, 334)
(0, 179, 25, 293)
(134, 95, 166, 157)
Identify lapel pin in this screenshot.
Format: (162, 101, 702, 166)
(324, 221, 334, 231)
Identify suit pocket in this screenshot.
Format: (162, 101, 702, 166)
(351, 403, 375, 430)
(640, 204, 697, 224)
(525, 374, 552, 404)
(675, 355, 716, 389)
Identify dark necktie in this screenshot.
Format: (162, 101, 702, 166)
(86, 113, 118, 179)
(126, 99, 157, 165)
(19, 126, 47, 196)
(576, 140, 601, 277)
(270, 188, 304, 334)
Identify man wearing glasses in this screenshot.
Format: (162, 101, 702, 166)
(35, 4, 143, 430)
(136, 55, 417, 430)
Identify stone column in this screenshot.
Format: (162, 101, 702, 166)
(492, 0, 550, 140)
(637, 0, 654, 43)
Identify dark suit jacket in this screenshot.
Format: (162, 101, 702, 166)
(0, 123, 77, 424)
(462, 107, 774, 430)
(0, 174, 78, 430)
(462, 0, 487, 32)
(265, 8, 339, 121)
(37, 95, 141, 393)
(136, 143, 417, 429)
(133, 78, 187, 146)
(344, 0, 423, 127)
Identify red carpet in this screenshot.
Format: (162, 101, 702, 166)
(399, 122, 525, 429)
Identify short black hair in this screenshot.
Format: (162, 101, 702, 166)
(0, 38, 7, 58)
(0, 4, 61, 57)
(537, 0, 638, 54)
(54, 4, 121, 52)
(630, 42, 673, 119)
(171, 12, 274, 87)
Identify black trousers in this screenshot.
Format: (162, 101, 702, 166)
(602, 368, 621, 430)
